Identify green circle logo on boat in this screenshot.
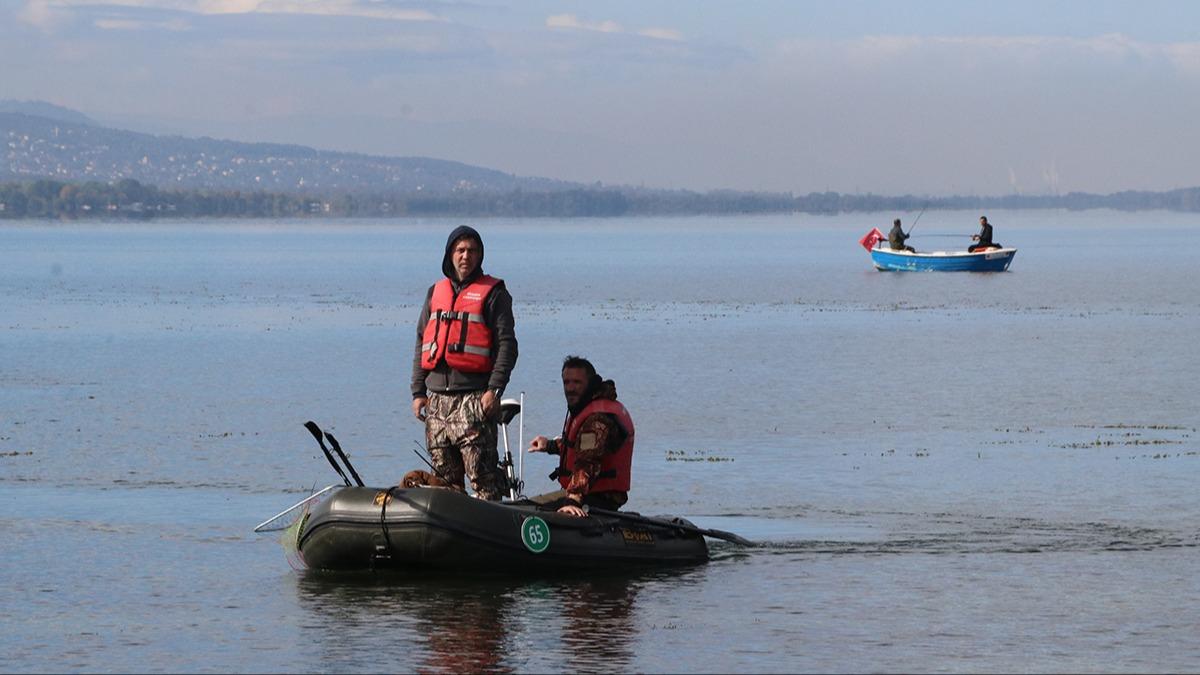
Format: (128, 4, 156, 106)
(521, 516, 550, 553)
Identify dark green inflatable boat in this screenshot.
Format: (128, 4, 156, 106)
(285, 486, 711, 572)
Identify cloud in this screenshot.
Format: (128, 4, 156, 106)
(1164, 42, 1200, 74)
(223, 1, 440, 21)
(94, 17, 190, 30)
(546, 14, 623, 34)
(18, 0, 69, 28)
(637, 27, 683, 42)
(546, 13, 682, 42)
(777, 32, 1200, 75)
(18, 0, 440, 25)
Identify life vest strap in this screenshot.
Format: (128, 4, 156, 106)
(432, 309, 485, 323)
(448, 344, 490, 356)
(426, 310, 488, 357)
(547, 466, 617, 482)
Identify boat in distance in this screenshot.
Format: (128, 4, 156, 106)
(281, 486, 713, 572)
(868, 244, 1017, 272)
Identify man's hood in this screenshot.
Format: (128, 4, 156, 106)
(570, 378, 618, 416)
(442, 225, 485, 281)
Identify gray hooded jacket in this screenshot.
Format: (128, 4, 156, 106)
(410, 226, 518, 398)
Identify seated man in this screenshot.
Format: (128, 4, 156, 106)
(968, 215, 1001, 252)
(527, 356, 634, 517)
(888, 218, 915, 252)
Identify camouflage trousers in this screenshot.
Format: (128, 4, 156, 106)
(425, 390, 505, 501)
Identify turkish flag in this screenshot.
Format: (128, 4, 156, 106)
(859, 227, 884, 251)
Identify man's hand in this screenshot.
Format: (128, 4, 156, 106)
(528, 435, 551, 453)
(412, 397, 427, 421)
(557, 503, 587, 517)
(480, 389, 499, 420)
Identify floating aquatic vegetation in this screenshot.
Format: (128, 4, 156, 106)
(1042, 422, 1198, 452)
(1075, 423, 1193, 431)
(1055, 438, 1184, 449)
(665, 449, 734, 462)
(1114, 450, 1200, 461)
(199, 430, 260, 438)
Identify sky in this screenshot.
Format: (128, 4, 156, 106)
(4, 0, 1200, 196)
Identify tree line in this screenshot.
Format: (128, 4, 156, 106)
(5, 178, 1200, 220)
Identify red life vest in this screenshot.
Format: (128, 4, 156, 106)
(420, 275, 500, 373)
(558, 398, 634, 493)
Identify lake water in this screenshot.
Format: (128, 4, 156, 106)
(2, 210, 1198, 672)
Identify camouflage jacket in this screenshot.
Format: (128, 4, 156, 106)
(549, 380, 629, 508)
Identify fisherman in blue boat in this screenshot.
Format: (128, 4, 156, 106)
(968, 215, 1000, 252)
(528, 356, 634, 517)
(888, 218, 915, 252)
(410, 225, 518, 501)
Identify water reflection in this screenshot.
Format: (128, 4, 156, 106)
(293, 569, 665, 673)
(540, 575, 641, 669)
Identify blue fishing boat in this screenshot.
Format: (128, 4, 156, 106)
(859, 226, 1016, 271)
(868, 244, 1017, 272)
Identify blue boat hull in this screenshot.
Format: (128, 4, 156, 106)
(869, 246, 1016, 272)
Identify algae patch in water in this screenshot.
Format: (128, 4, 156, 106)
(665, 449, 734, 462)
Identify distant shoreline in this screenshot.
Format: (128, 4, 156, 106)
(4, 178, 1200, 220)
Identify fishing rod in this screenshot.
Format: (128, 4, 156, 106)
(907, 203, 929, 237)
(411, 442, 458, 488)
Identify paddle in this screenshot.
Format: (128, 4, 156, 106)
(323, 429, 364, 487)
(304, 420, 363, 487)
(586, 506, 756, 546)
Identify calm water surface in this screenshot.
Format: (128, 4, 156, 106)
(2, 211, 1198, 672)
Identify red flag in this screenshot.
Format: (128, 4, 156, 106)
(859, 227, 884, 251)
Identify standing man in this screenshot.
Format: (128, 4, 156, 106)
(411, 226, 517, 500)
(968, 215, 1000, 252)
(528, 356, 634, 517)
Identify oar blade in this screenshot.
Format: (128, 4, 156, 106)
(699, 528, 757, 547)
(303, 420, 324, 442)
(304, 420, 351, 486)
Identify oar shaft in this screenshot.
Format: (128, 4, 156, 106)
(324, 431, 364, 487)
(587, 506, 755, 546)
(306, 420, 351, 486)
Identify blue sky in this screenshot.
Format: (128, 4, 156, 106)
(5, 0, 1200, 195)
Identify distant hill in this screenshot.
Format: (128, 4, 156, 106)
(6, 101, 1200, 218)
(0, 100, 97, 126)
(1, 107, 578, 194)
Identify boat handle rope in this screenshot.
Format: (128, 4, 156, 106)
(379, 485, 401, 558)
